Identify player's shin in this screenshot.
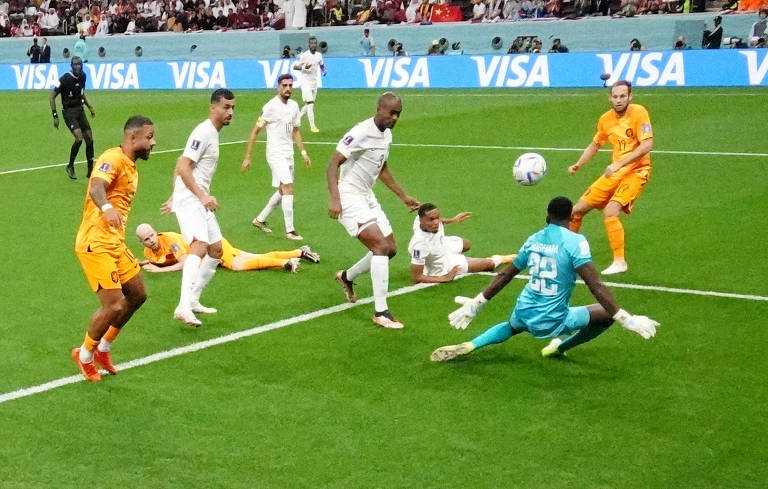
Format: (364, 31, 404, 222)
(559, 323, 610, 353)
(346, 251, 373, 281)
(370, 255, 389, 312)
(257, 191, 282, 223)
(191, 255, 220, 304)
(470, 322, 516, 349)
(178, 254, 202, 310)
(603, 216, 625, 261)
(281, 194, 295, 233)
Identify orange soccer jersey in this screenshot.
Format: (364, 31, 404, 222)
(143, 232, 190, 266)
(593, 103, 653, 178)
(75, 147, 138, 252)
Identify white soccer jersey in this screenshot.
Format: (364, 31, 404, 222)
(296, 50, 323, 86)
(408, 217, 448, 273)
(173, 118, 220, 208)
(336, 117, 391, 195)
(261, 96, 301, 158)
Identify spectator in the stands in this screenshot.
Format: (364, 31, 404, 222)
(549, 38, 568, 52)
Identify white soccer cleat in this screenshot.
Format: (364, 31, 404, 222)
(372, 311, 404, 329)
(191, 302, 217, 314)
(541, 338, 565, 358)
(284, 257, 300, 273)
(299, 245, 320, 263)
(285, 231, 303, 241)
(174, 308, 202, 327)
(430, 342, 474, 362)
(601, 261, 628, 275)
(310, 126, 320, 133)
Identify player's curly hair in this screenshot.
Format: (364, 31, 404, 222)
(547, 196, 572, 222)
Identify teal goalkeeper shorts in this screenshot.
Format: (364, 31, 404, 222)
(510, 305, 591, 339)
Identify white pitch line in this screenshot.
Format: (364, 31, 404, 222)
(1, 275, 766, 405)
(1, 140, 765, 176)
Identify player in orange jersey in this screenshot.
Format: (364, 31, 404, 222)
(135, 223, 319, 273)
(72, 115, 156, 382)
(568, 80, 653, 275)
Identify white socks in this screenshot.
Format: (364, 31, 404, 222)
(281, 194, 295, 233)
(370, 255, 389, 313)
(191, 255, 220, 306)
(97, 338, 111, 353)
(306, 104, 316, 127)
(257, 190, 282, 223)
(491, 255, 503, 267)
(347, 251, 373, 281)
(79, 346, 93, 363)
(178, 254, 202, 310)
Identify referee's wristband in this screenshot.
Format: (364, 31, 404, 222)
(52, 109, 58, 118)
(300, 149, 308, 157)
(101, 203, 114, 212)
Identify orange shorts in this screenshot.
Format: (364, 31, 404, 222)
(580, 171, 648, 214)
(219, 238, 240, 270)
(76, 246, 141, 292)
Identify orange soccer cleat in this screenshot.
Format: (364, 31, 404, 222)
(93, 349, 117, 375)
(71, 348, 101, 382)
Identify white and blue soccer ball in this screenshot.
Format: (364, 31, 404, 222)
(513, 152, 547, 186)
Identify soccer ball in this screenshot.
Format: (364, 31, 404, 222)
(513, 152, 547, 186)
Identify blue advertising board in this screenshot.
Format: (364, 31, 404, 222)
(4, 50, 767, 90)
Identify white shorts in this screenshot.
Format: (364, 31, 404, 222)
(267, 154, 294, 187)
(443, 235, 464, 254)
(338, 192, 392, 238)
(175, 202, 223, 245)
(301, 84, 317, 103)
(426, 253, 469, 277)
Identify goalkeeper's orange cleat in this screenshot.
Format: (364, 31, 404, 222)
(71, 348, 101, 382)
(93, 349, 117, 375)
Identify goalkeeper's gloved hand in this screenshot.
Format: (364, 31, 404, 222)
(448, 294, 487, 330)
(613, 309, 659, 339)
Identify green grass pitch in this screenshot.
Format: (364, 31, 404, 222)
(0, 88, 766, 488)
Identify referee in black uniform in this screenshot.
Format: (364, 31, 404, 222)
(49, 56, 96, 180)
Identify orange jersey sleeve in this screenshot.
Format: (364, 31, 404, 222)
(75, 147, 139, 252)
(143, 232, 190, 266)
(593, 104, 653, 174)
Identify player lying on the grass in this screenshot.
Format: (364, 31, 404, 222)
(408, 203, 516, 284)
(136, 223, 319, 274)
(430, 196, 659, 363)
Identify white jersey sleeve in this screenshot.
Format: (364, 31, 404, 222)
(182, 123, 211, 163)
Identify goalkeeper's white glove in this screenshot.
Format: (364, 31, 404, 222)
(448, 294, 487, 330)
(613, 309, 659, 339)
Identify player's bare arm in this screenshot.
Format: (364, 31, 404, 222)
(575, 262, 619, 315)
(379, 163, 419, 210)
(89, 178, 123, 229)
(604, 138, 653, 177)
(241, 119, 264, 172)
(481, 262, 520, 301)
(442, 212, 472, 224)
(176, 155, 219, 211)
(411, 264, 461, 284)
(143, 256, 187, 273)
(569, 141, 600, 175)
(49, 87, 60, 129)
(292, 126, 311, 167)
(326, 151, 346, 218)
(82, 91, 95, 117)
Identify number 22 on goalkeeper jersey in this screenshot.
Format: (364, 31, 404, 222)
(511, 224, 592, 336)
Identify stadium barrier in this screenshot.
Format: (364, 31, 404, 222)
(5, 49, 767, 90)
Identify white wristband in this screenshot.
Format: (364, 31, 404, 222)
(475, 293, 488, 306)
(101, 203, 114, 212)
(300, 149, 308, 157)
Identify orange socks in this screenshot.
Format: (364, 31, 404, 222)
(103, 326, 121, 343)
(83, 333, 99, 353)
(603, 216, 625, 262)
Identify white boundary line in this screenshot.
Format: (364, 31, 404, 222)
(1, 276, 766, 405)
(1, 140, 766, 176)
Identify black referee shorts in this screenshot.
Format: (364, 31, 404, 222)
(63, 106, 91, 133)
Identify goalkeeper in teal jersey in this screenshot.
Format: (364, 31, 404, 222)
(430, 196, 659, 362)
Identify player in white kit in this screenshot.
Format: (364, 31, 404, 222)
(407, 203, 517, 284)
(242, 74, 311, 241)
(327, 92, 420, 329)
(171, 89, 236, 327)
(292, 36, 327, 133)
